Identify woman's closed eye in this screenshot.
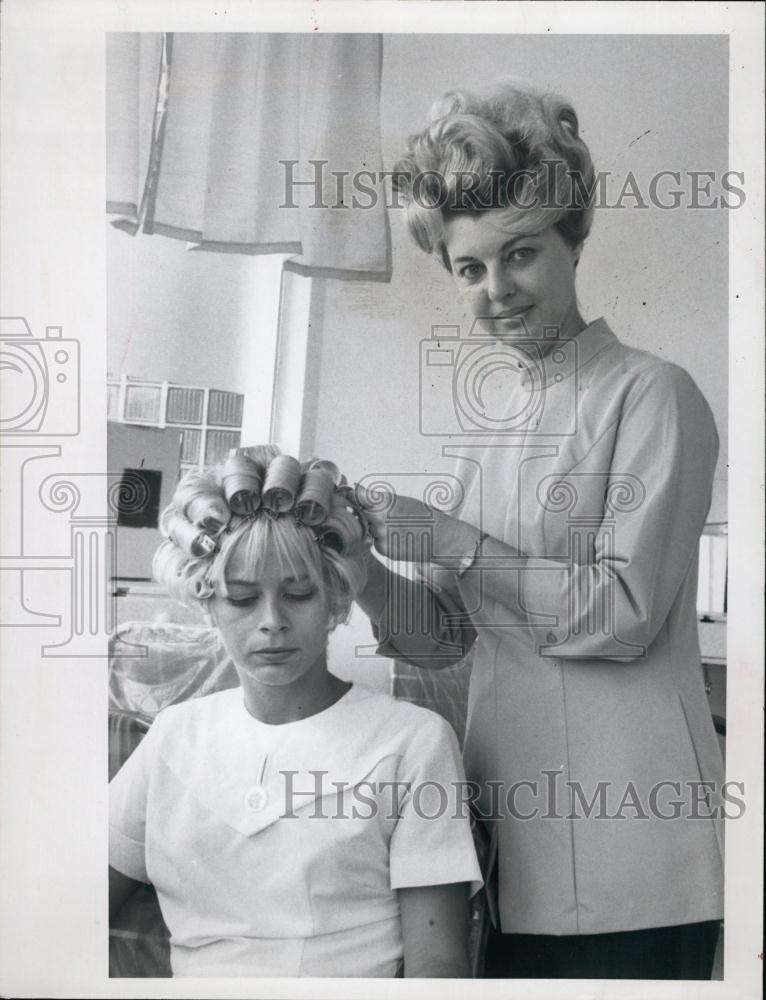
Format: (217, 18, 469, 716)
(225, 588, 318, 607)
(225, 593, 259, 607)
(284, 588, 318, 603)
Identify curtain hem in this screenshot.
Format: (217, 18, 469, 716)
(106, 212, 393, 281)
(107, 200, 138, 216)
(283, 259, 392, 283)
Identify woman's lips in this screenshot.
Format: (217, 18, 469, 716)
(493, 307, 531, 320)
(253, 648, 297, 660)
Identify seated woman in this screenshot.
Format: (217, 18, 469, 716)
(108, 445, 482, 978)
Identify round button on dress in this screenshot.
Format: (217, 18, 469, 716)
(244, 785, 269, 811)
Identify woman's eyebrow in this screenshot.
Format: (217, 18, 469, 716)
(227, 576, 311, 586)
(452, 233, 542, 265)
(499, 232, 543, 249)
(451, 252, 480, 265)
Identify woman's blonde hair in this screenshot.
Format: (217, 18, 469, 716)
(394, 78, 595, 268)
(152, 446, 370, 629)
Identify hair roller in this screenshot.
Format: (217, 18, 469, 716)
(154, 444, 370, 618)
(152, 540, 187, 591)
(295, 467, 337, 526)
(152, 540, 204, 603)
(222, 450, 264, 516)
(262, 454, 303, 513)
(315, 506, 365, 556)
(308, 458, 342, 485)
(316, 522, 346, 555)
(190, 574, 215, 601)
(173, 469, 229, 534)
(185, 492, 230, 535)
(165, 512, 217, 558)
(176, 473, 230, 534)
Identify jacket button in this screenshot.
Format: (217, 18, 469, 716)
(244, 785, 269, 811)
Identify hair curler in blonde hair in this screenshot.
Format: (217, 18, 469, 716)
(154, 446, 371, 621)
(152, 539, 216, 603)
(307, 458, 342, 485)
(175, 469, 231, 535)
(261, 454, 303, 513)
(222, 450, 264, 516)
(315, 505, 367, 556)
(164, 512, 217, 558)
(295, 467, 337, 526)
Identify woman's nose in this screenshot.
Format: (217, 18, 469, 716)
(486, 263, 515, 302)
(258, 596, 287, 632)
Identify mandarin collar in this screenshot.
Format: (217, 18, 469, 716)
(514, 318, 617, 388)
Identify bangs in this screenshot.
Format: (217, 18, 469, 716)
(211, 514, 324, 595)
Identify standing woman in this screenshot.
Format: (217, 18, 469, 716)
(355, 80, 724, 979)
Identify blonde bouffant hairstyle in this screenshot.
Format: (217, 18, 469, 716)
(393, 78, 596, 269)
(152, 445, 370, 630)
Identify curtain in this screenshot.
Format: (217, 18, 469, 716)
(106, 33, 391, 282)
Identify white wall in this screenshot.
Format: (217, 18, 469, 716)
(304, 34, 729, 524)
(107, 225, 288, 446)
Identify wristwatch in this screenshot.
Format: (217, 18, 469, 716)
(456, 531, 489, 578)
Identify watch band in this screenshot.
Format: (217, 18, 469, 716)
(456, 531, 489, 578)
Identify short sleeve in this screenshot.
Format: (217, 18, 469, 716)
(109, 717, 161, 883)
(389, 712, 483, 897)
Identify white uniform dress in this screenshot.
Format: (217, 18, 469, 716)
(109, 684, 482, 977)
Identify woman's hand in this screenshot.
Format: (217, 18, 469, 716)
(354, 485, 479, 565)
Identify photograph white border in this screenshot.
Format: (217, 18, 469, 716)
(1, 2, 763, 999)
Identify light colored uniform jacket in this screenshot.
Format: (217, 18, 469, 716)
(376, 319, 725, 935)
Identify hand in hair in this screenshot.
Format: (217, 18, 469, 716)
(153, 447, 371, 621)
(354, 485, 479, 566)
